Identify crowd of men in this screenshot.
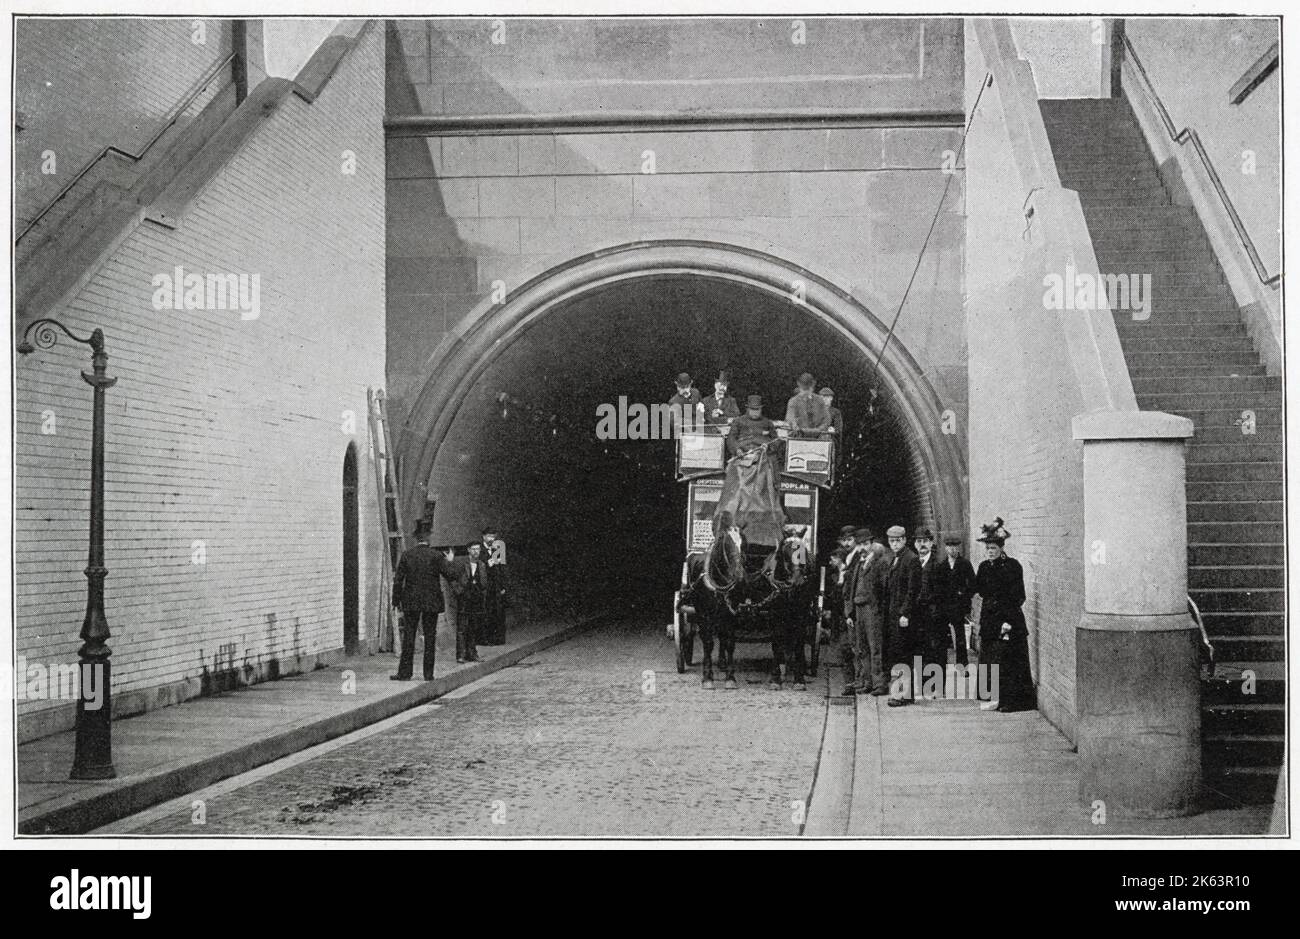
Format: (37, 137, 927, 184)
(826, 518, 1036, 713)
(390, 521, 509, 681)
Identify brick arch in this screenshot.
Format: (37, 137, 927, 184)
(397, 239, 967, 541)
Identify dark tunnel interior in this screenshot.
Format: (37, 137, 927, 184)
(427, 275, 929, 619)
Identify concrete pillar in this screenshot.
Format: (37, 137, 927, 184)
(1072, 410, 1199, 817)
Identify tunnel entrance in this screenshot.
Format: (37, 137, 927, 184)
(398, 240, 966, 620)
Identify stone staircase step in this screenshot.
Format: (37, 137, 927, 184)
(1138, 393, 1281, 413)
(1189, 424, 1282, 444)
(1187, 499, 1284, 522)
(1202, 735, 1286, 768)
(1204, 635, 1285, 659)
(1184, 446, 1284, 467)
(1124, 336, 1255, 353)
(1201, 703, 1284, 734)
(1189, 543, 1283, 566)
(1199, 613, 1285, 638)
(1127, 351, 1262, 370)
(1201, 766, 1283, 806)
(1188, 565, 1285, 589)
(1186, 478, 1284, 503)
(1130, 366, 1267, 382)
(1190, 588, 1284, 613)
(1185, 464, 1283, 485)
(1116, 318, 1247, 336)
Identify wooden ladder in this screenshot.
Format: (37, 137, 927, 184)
(367, 388, 406, 652)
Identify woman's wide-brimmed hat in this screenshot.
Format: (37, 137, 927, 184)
(977, 516, 1011, 545)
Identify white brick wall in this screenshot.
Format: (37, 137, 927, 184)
(14, 24, 387, 740)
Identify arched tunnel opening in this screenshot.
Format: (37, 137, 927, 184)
(423, 274, 938, 622)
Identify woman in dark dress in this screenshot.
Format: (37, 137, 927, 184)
(974, 517, 1036, 713)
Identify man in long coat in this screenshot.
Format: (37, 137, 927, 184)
(842, 529, 889, 696)
(392, 520, 458, 681)
(885, 524, 922, 706)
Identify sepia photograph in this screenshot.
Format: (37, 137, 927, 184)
(3, 3, 1289, 860)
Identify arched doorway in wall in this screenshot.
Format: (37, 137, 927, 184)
(342, 442, 360, 655)
(396, 239, 968, 611)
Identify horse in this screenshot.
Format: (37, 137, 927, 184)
(681, 532, 746, 689)
(755, 536, 816, 690)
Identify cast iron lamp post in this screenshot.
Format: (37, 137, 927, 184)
(17, 318, 117, 779)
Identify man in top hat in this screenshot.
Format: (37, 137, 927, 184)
(726, 394, 777, 459)
(785, 372, 832, 437)
(939, 534, 976, 669)
(885, 523, 922, 705)
(701, 370, 740, 433)
(391, 519, 458, 681)
(842, 527, 890, 696)
(720, 395, 785, 545)
(669, 372, 704, 436)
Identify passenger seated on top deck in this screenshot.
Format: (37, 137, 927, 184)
(726, 394, 778, 460)
(700, 370, 740, 434)
(785, 372, 832, 438)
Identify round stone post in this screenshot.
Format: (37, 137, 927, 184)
(1072, 411, 1199, 817)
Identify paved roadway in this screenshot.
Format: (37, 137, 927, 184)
(124, 616, 828, 838)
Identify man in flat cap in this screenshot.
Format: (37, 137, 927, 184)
(391, 519, 458, 681)
(701, 370, 740, 433)
(885, 523, 922, 705)
(939, 534, 976, 670)
(820, 388, 843, 439)
(820, 387, 844, 475)
(669, 372, 704, 436)
(785, 372, 832, 437)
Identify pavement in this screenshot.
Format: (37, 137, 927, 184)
(841, 682, 1279, 839)
(18, 613, 600, 834)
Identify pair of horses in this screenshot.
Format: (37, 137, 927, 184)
(680, 533, 816, 690)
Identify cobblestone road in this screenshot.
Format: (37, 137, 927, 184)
(132, 616, 827, 838)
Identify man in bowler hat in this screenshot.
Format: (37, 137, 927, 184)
(452, 541, 489, 663)
(392, 520, 457, 681)
(669, 372, 704, 436)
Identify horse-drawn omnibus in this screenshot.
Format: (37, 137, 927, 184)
(669, 425, 836, 690)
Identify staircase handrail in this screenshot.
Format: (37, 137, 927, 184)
(1120, 33, 1280, 287)
(17, 49, 236, 243)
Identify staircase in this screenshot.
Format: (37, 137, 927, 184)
(1041, 97, 1285, 808)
